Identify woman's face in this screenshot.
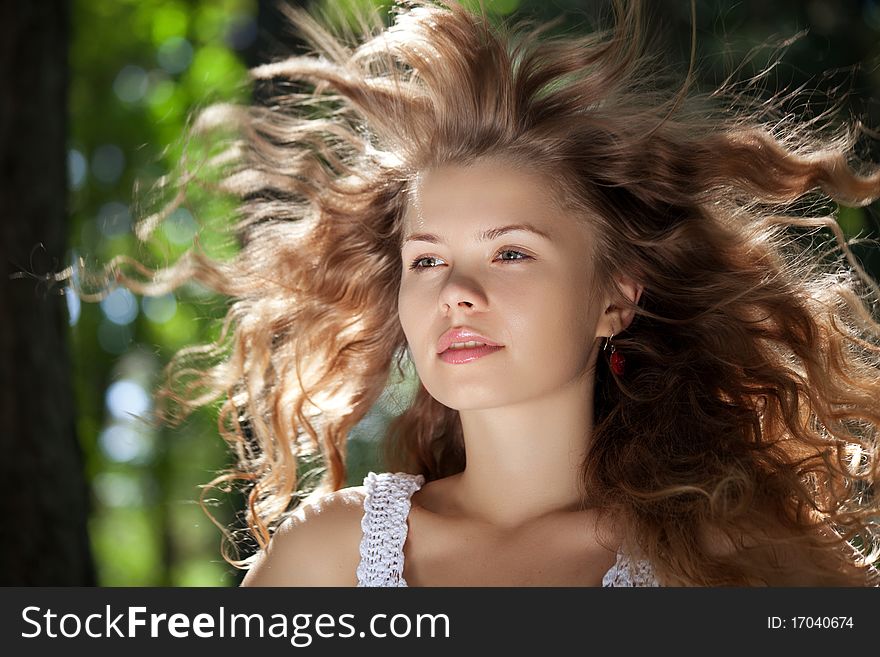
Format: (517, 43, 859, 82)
(398, 159, 606, 410)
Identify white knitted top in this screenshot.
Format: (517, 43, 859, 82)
(356, 471, 662, 587)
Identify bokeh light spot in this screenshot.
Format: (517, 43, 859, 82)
(98, 202, 132, 237)
(65, 287, 81, 326)
(113, 65, 149, 103)
(152, 5, 189, 45)
(157, 37, 194, 74)
(68, 148, 88, 190)
(164, 207, 198, 245)
(92, 144, 126, 185)
(100, 287, 139, 325)
(225, 15, 257, 51)
(106, 379, 152, 422)
(99, 424, 148, 463)
(142, 293, 178, 324)
(92, 472, 144, 507)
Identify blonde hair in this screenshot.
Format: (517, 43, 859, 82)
(75, 0, 880, 585)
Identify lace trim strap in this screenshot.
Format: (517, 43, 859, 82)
(356, 471, 425, 587)
(355, 471, 662, 587)
(602, 549, 662, 587)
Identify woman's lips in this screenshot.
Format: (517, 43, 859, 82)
(438, 344, 504, 364)
(436, 327, 502, 353)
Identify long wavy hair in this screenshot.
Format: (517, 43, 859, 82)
(76, 0, 880, 585)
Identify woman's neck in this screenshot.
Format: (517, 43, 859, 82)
(447, 367, 597, 530)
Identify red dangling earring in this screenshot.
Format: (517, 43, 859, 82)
(605, 332, 625, 376)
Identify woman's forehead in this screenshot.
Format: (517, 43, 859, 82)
(401, 160, 594, 244)
(405, 162, 560, 225)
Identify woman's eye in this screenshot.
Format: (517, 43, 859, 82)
(407, 249, 531, 272)
(408, 256, 443, 270)
(497, 249, 530, 261)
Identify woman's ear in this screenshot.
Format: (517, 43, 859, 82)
(597, 274, 643, 337)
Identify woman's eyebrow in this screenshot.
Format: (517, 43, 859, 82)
(402, 223, 553, 245)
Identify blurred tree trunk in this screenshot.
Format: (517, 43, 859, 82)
(0, 1, 95, 584)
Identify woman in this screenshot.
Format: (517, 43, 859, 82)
(97, 0, 880, 586)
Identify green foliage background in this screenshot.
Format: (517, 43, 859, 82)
(69, 0, 258, 586)
(69, 0, 880, 585)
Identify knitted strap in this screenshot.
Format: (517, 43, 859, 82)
(601, 550, 662, 587)
(356, 471, 425, 587)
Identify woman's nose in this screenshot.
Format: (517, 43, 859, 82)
(438, 271, 487, 314)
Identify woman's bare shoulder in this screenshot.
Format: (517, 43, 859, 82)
(240, 485, 367, 587)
